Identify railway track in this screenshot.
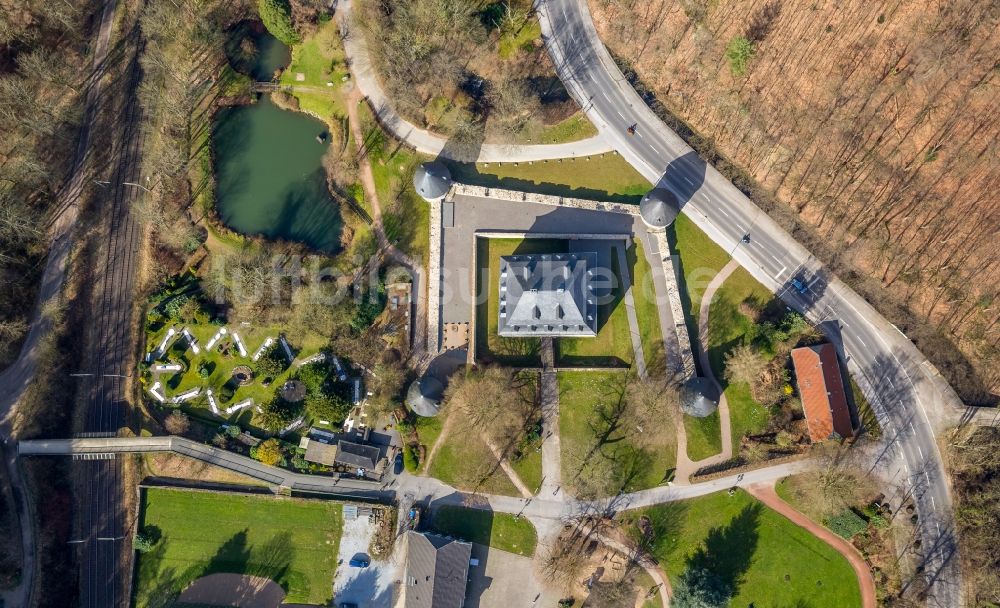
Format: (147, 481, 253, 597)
(73, 29, 148, 608)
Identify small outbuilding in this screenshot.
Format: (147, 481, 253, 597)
(300, 437, 338, 466)
(639, 188, 681, 229)
(413, 161, 452, 201)
(406, 374, 445, 417)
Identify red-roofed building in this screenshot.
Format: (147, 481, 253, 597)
(791, 343, 855, 442)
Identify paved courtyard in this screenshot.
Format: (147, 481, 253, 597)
(465, 543, 561, 608)
(333, 513, 399, 608)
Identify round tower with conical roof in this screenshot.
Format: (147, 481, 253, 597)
(413, 161, 452, 202)
(639, 187, 681, 229)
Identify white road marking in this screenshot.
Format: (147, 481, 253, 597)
(858, 338, 868, 348)
(616, 110, 625, 120)
(935, 522, 941, 535)
(909, 421, 916, 433)
(770, 254, 781, 264)
(648, 144, 657, 152)
(930, 496, 936, 509)
(720, 209, 729, 217)
(683, 176, 694, 185)
(775, 266, 787, 278)
(917, 444, 924, 458)
(924, 470, 931, 483)
(886, 378, 894, 387)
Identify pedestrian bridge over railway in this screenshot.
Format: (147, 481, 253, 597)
(18, 437, 389, 499)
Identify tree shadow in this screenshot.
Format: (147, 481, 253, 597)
(655, 151, 707, 209)
(684, 502, 762, 599)
(203, 528, 252, 579)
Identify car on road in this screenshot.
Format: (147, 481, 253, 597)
(348, 556, 370, 568)
(790, 277, 809, 295)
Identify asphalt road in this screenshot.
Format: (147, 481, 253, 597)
(538, 0, 964, 604)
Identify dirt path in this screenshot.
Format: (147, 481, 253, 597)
(673, 259, 740, 483)
(746, 482, 877, 608)
(346, 87, 427, 355)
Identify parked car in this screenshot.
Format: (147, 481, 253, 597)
(790, 277, 809, 295)
(394, 452, 404, 475)
(349, 556, 370, 568)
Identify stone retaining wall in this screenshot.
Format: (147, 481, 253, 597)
(653, 231, 697, 380)
(426, 197, 443, 353)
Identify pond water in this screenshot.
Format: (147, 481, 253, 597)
(213, 29, 342, 253)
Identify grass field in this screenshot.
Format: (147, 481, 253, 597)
(279, 19, 348, 122)
(559, 371, 676, 494)
(431, 505, 537, 556)
(446, 153, 650, 204)
(682, 410, 722, 461)
(475, 237, 568, 366)
(628, 240, 666, 375)
(134, 488, 343, 606)
(358, 102, 432, 267)
(413, 415, 444, 473)
(627, 490, 862, 607)
(427, 423, 523, 497)
(534, 112, 598, 144)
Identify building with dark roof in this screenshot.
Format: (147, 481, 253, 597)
(335, 440, 380, 470)
(639, 188, 680, 229)
(791, 343, 855, 442)
(403, 531, 472, 608)
(406, 374, 445, 417)
(413, 161, 452, 201)
(498, 252, 597, 337)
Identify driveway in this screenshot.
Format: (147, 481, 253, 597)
(465, 544, 560, 608)
(333, 514, 400, 608)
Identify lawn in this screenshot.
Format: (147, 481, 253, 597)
(427, 423, 523, 497)
(359, 102, 432, 267)
(669, 214, 731, 370)
(706, 266, 778, 453)
(556, 245, 634, 367)
(278, 18, 348, 123)
(431, 505, 537, 556)
(558, 371, 676, 494)
(445, 153, 650, 204)
(627, 490, 862, 607)
(534, 111, 598, 144)
(628, 240, 666, 376)
(475, 237, 568, 366)
(682, 410, 722, 461)
(134, 488, 343, 606)
(510, 441, 542, 494)
(413, 415, 445, 473)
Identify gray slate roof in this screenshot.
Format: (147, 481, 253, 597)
(413, 161, 452, 201)
(404, 531, 471, 608)
(680, 376, 720, 418)
(406, 375, 445, 417)
(335, 440, 380, 470)
(639, 188, 680, 228)
(498, 252, 597, 337)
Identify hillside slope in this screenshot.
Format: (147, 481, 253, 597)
(589, 0, 999, 404)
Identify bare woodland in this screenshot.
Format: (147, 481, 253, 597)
(0, 1, 99, 367)
(590, 0, 1000, 404)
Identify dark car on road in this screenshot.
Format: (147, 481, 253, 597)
(349, 556, 370, 568)
(790, 277, 809, 295)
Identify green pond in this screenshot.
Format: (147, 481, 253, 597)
(213, 31, 342, 253)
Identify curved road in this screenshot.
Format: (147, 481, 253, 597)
(336, 0, 613, 163)
(538, 0, 965, 604)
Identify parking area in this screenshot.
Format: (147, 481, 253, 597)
(333, 513, 400, 608)
(465, 544, 560, 608)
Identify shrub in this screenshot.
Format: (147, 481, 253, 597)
(198, 363, 211, 379)
(225, 424, 241, 438)
(251, 438, 283, 466)
(258, 0, 300, 46)
(134, 528, 158, 553)
(402, 444, 420, 472)
(164, 410, 190, 435)
(254, 397, 302, 432)
(725, 36, 755, 76)
(826, 509, 868, 539)
(255, 345, 287, 379)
